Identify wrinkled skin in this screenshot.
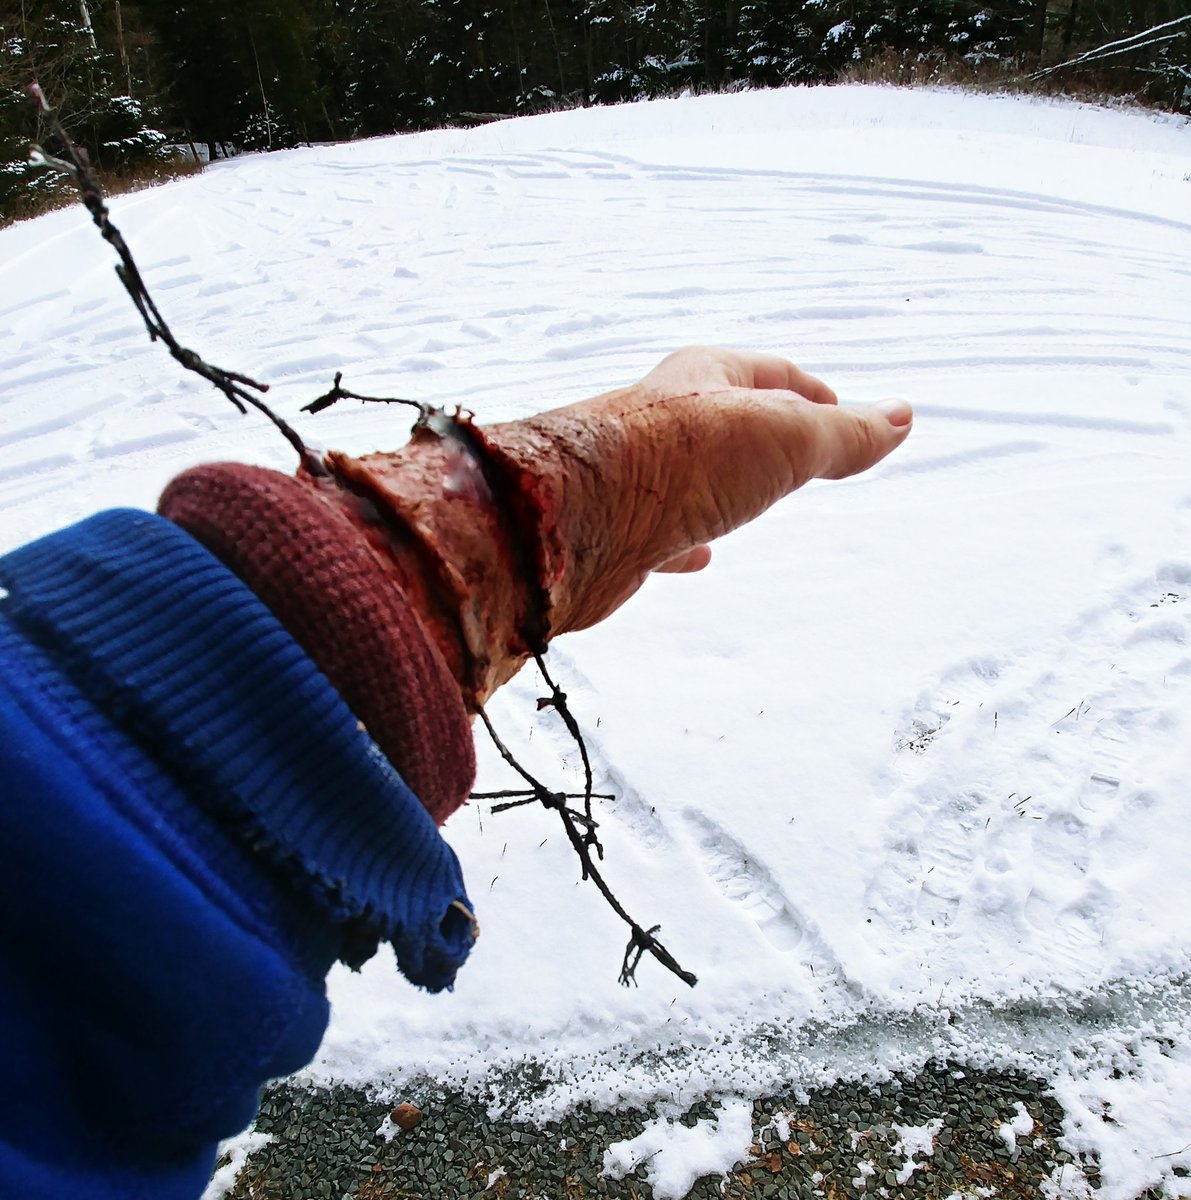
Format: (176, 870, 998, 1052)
(308, 347, 913, 707)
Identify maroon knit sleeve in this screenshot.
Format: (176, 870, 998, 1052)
(159, 464, 474, 826)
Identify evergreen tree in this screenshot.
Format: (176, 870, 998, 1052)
(1, 0, 169, 219)
(732, 0, 827, 84)
(144, 0, 335, 155)
(5, 0, 1187, 223)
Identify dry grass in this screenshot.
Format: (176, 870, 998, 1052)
(0, 155, 203, 229)
(837, 47, 1186, 115)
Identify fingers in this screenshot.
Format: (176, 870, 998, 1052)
(641, 347, 837, 406)
(481, 354, 912, 642)
(653, 545, 712, 574)
(744, 355, 838, 405)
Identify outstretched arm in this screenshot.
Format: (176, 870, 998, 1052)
(0, 347, 911, 1200)
(251, 347, 913, 709)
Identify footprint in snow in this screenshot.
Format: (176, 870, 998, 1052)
(866, 568, 1191, 986)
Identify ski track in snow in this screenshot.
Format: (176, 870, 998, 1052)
(3, 142, 1187, 516)
(3, 86, 1191, 1198)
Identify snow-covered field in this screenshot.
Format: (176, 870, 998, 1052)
(3, 85, 1190, 1198)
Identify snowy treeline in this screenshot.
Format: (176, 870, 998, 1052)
(2, 0, 1188, 219)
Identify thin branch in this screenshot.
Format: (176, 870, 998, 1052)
(1137, 64, 1191, 82)
(534, 650, 599, 853)
(472, 789, 613, 801)
(473, 790, 604, 828)
(472, 788, 610, 826)
(25, 81, 325, 476)
(302, 372, 427, 416)
(454, 410, 696, 986)
(476, 703, 697, 988)
(1029, 15, 1191, 79)
(1155, 1142, 1191, 1159)
(477, 706, 550, 793)
(28, 74, 696, 988)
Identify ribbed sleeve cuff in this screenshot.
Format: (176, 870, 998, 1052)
(0, 510, 477, 988)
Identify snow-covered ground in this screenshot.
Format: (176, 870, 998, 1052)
(3, 85, 1190, 1198)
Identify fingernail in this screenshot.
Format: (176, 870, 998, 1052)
(874, 398, 913, 428)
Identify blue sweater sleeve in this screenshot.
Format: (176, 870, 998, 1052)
(0, 511, 477, 1200)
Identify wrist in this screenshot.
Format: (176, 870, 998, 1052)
(305, 430, 535, 706)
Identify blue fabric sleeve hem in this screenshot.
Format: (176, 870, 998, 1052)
(0, 509, 476, 988)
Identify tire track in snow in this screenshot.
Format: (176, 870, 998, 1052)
(35, 141, 1177, 421)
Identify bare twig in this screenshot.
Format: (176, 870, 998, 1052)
(1029, 15, 1191, 80)
(472, 789, 613, 801)
(1155, 1142, 1191, 1159)
(302, 372, 427, 416)
(472, 788, 610, 826)
(30, 74, 695, 987)
(475, 705, 697, 988)
(534, 651, 599, 854)
(25, 82, 325, 476)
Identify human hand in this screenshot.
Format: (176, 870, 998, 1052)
(510, 345, 911, 620)
(315, 346, 912, 706)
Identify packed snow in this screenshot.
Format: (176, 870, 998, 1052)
(602, 1098, 754, 1199)
(3, 85, 1190, 1198)
(999, 1100, 1036, 1154)
(891, 1119, 944, 1185)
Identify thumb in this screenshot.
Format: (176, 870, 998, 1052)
(808, 397, 913, 481)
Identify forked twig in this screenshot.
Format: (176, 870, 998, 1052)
(302, 372, 426, 416)
(28, 78, 697, 988)
(475, 706, 697, 988)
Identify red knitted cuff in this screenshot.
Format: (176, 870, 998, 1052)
(158, 464, 475, 825)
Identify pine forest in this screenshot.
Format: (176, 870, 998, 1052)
(2, 0, 1188, 221)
